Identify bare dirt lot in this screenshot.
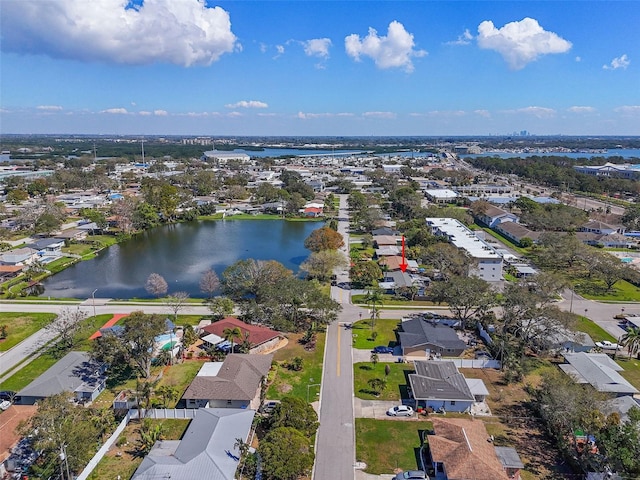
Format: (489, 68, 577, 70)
(461, 366, 575, 480)
(0, 405, 37, 463)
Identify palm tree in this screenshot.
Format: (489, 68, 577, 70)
(621, 328, 640, 358)
(367, 378, 386, 397)
(364, 288, 383, 331)
(223, 326, 243, 353)
(370, 352, 379, 367)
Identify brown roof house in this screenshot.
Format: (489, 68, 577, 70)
(201, 317, 284, 354)
(428, 417, 524, 480)
(182, 354, 273, 409)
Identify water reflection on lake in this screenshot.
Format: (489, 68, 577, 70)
(42, 220, 319, 299)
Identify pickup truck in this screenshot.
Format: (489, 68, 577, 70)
(595, 340, 619, 350)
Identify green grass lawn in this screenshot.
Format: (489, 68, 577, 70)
(480, 227, 531, 255)
(0, 312, 56, 351)
(573, 316, 617, 343)
(0, 353, 60, 391)
(616, 357, 640, 389)
(351, 319, 400, 350)
(267, 332, 325, 401)
(353, 362, 415, 401)
(351, 294, 441, 307)
(577, 279, 640, 302)
(355, 418, 432, 474)
(0, 314, 112, 390)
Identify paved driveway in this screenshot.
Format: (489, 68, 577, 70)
(354, 398, 417, 419)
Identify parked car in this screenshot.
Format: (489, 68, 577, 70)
(372, 345, 394, 354)
(387, 405, 414, 417)
(0, 400, 10, 411)
(261, 400, 280, 414)
(393, 470, 427, 480)
(0, 391, 15, 402)
(596, 341, 619, 349)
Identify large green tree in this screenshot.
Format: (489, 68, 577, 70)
(258, 427, 315, 480)
(430, 276, 496, 327)
(269, 397, 319, 436)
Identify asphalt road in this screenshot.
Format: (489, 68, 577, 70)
(314, 194, 362, 480)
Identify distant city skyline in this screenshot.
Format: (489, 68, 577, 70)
(1, 1, 639, 136)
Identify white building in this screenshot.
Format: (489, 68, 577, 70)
(426, 217, 503, 282)
(202, 150, 251, 165)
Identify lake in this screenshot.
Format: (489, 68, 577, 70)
(41, 220, 320, 299)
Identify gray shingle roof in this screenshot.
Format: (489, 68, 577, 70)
(409, 361, 475, 401)
(398, 319, 467, 351)
(18, 351, 106, 399)
(182, 354, 273, 401)
(132, 408, 255, 480)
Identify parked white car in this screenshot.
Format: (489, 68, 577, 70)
(387, 405, 414, 417)
(595, 341, 619, 349)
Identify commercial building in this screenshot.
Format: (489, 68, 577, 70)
(426, 218, 503, 282)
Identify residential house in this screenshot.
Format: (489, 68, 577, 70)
(373, 235, 401, 247)
(543, 329, 595, 354)
(303, 206, 323, 217)
(16, 351, 107, 405)
(200, 317, 284, 354)
(600, 396, 640, 424)
(182, 354, 273, 409)
(559, 352, 638, 396)
(131, 408, 255, 480)
(494, 222, 540, 246)
(409, 361, 488, 413)
(473, 204, 519, 229)
(398, 318, 467, 357)
(26, 238, 64, 260)
(0, 247, 39, 266)
(427, 417, 523, 480)
(54, 228, 88, 242)
(375, 245, 401, 257)
(372, 227, 400, 236)
(0, 265, 23, 280)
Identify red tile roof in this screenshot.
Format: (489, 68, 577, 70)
(201, 317, 283, 347)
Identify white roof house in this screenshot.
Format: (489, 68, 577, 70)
(560, 352, 638, 395)
(424, 189, 459, 203)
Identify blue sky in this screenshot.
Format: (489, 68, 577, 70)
(1, 0, 638, 136)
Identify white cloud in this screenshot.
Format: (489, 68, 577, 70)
(345, 21, 427, 73)
(303, 38, 332, 58)
(36, 105, 63, 111)
(506, 106, 556, 118)
(575, 56, 581, 62)
(276, 45, 285, 55)
(615, 105, 640, 114)
(259, 43, 268, 54)
(227, 111, 242, 118)
(474, 109, 491, 118)
(154, 109, 168, 116)
(297, 112, 354, 119)
(477, 17, 572, 70)
(1, 0, 239, 66)
(362, 111, 397, 119)
(225, 100, 268, 109)
(603, 54, 630, 70)
(139, 111, 152, 116)
(101, 108, 128, 114)
(446, 29, 473, 46)
(567, 106, 596, 113)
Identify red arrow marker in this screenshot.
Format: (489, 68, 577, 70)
(400, 235, 408, 272)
